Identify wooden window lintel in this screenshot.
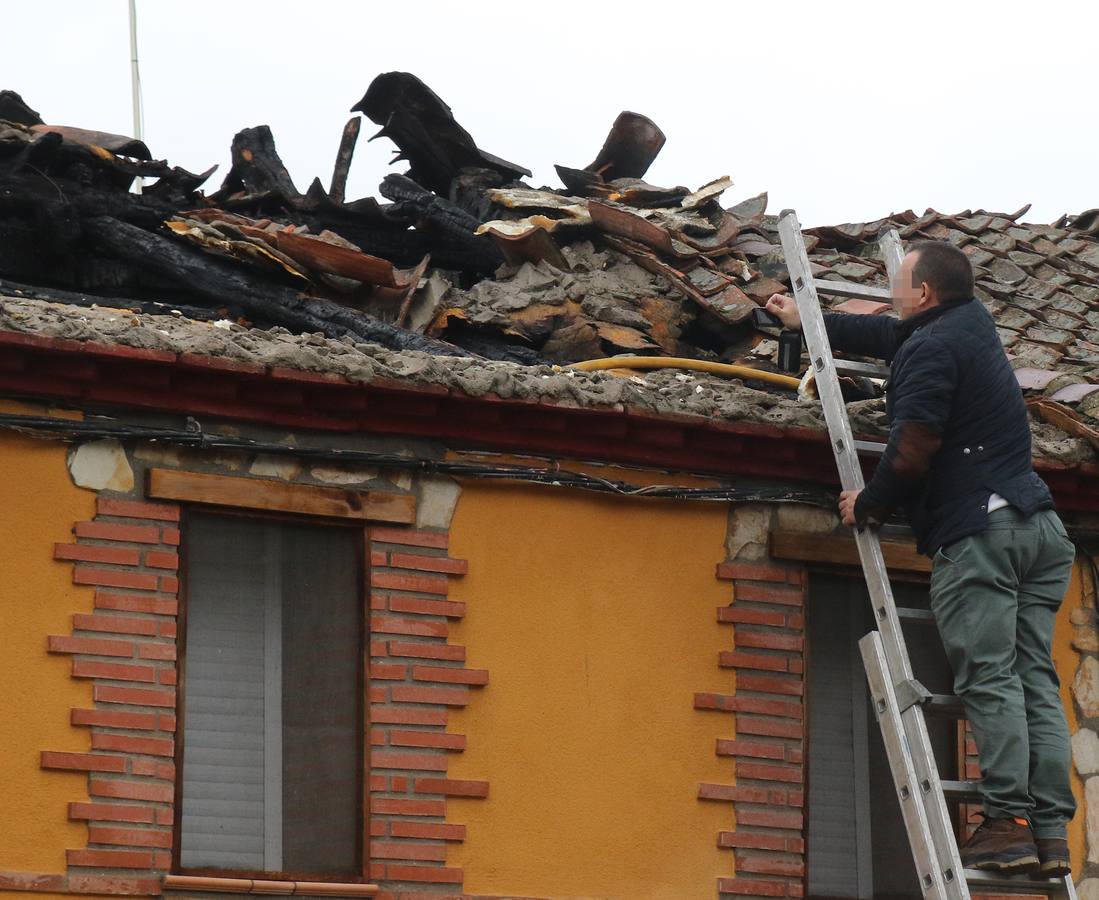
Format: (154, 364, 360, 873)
(147, 468, 415, 524)
(770, 529, 931, 575)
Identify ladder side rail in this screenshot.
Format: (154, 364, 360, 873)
(777, 212, 915, 683)
(861, 631, 950, 899)
(879, 228, 905, 281)
(779, 211, 968, 900)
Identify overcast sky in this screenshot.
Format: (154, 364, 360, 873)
(4, 1, 1097, 226)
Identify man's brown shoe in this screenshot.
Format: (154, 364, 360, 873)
(1035, 838, 1071, 878)
(960, 817, 1039, 873)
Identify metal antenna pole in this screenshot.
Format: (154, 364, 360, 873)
(128, 0, 144, 194)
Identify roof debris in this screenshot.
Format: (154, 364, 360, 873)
(2, 76, 1099, 457)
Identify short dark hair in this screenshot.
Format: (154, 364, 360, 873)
(907, 241, 974, 303)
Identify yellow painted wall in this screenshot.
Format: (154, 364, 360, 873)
(447, 481, 732, 899)
(0, 419, 95, 874)
(1054, 558, 1087, 875)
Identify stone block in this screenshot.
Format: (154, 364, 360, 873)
(1075, 657, 1099, 720)
(250, 454, 302, 481)
(725, 505, 773, 561)
(1073, 727, 1099, 776)
(68, 440, 134, 492)
(310, 464, 380, 485)
(1089, 778, 1099, 865)
(415, 476, 461, 530)
(775, 503, 840, 534)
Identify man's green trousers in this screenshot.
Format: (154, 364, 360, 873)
(929, 507, 1076, 839)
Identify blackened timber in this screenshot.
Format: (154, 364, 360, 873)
(82, 217, 472, 357)
(351, 72, 530, 196)
(0, 90, 43, 126)
(329, 117, 360, 204)
(379, 174, 502, 271)
(0, 172, 179, 229)
(0, 278, 227, 322)
(217, 125, 301, 200)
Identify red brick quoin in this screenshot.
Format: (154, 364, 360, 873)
(367, 525, 488, 894)
(703, 559, 807, 899)
(42, 496, 181, 897)
(42, 492, 488, 897)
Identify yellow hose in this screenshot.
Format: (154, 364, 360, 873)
(567, 356, 802, 390)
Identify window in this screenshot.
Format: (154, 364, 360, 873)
(806, 575, 956, 900)
(178, 512, 363, 877)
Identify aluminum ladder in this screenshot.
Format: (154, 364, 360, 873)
(776, 210, 1077, 900)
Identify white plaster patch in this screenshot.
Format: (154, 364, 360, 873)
(726, 505, 773, 561)
(388, 470, 414, 491)
(68, 439, 134, 492)
(1075, 657, 1099, 720)
(1074, 728, 1099, 776)
(310, 465, 380, 485)
(250, 455, 302, 481)
(415, 476, 461, 530)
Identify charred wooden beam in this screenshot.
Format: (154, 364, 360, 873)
(329, 117, 360, 204)
(0, 277, 228, 322)
(351, 72, 530, 196)
(215, 125, 301, 200)
(379, 174, 503, 271)
(82, 216, 472, 357)
(0, 90, 43, 126)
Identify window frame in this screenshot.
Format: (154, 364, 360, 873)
(171, 503, 372, 884)
(805, 571, 962, 899)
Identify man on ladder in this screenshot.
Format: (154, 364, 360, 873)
(765, 241, 1076, 878)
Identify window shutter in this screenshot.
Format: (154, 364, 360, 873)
(180, 517, 271, 870)
(180, 514, 361, 875)
(807, 579, 872, 899)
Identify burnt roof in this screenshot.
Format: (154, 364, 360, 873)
(2, 76, 1098, 463)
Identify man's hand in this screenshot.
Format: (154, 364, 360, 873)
(839, 490, 861, 527)
(765, 293, 802, 330)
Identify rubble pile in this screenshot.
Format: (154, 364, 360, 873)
(3, 73, 1099, 451)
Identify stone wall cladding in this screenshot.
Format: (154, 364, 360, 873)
(706, 559, 807, 899)
(1070, 559, 1099, 895)
(42, 496, 182, 897)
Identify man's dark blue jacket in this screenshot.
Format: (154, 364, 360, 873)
(824, 297, 1054, 557)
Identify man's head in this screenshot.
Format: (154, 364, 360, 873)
(892, 240, 974, 320)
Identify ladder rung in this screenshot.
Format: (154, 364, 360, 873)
(854, 439, 887, 455)
(897, 607, 936, 625)
(963, 868, 1072, 894)
(835, 358, 891, 379)
(813, 277, 892, 302)
(923, 694, 966, 719)
(878, 521, 915, 540)
(940, 780, 982, 802)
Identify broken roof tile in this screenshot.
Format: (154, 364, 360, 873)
(834, 299, 891, 316)
(832, 262, 877, 281)
(5, 76, 1099, 454)
(1050, 383, 1099, 404)
(1014, 367, 1060, 391)
(988, 258, 1029, 285)
(1008, 250, 1046, 268)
